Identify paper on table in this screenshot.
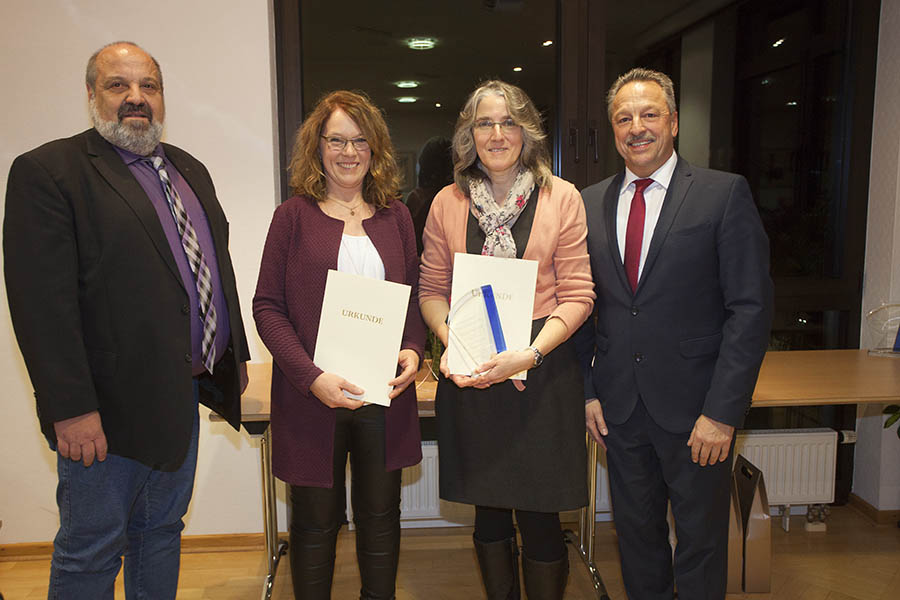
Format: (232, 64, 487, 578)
(314, 269, 411, 406)
(447, 253, 538, 379)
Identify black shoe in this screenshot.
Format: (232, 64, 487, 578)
(521, 550, 568, 600)
(474, 535, 521, 599)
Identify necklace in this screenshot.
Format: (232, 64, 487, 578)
(327, 197, 365, 216)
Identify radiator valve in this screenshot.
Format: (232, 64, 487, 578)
(837, 430, 858, 444)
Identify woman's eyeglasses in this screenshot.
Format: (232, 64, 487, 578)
(473, 118, 519, 132)
(321, 136, 370, 152)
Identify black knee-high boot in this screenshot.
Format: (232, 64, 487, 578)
(474, 535, 521, 599)
(521, 550, 569, 600)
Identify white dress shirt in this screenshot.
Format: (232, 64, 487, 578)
(616, 151, 679, 282)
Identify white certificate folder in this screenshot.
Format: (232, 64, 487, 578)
(314, 269, 411, 406)
(447, 253, 538, 379)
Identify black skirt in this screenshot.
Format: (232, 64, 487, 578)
(435, 319, 589, 513)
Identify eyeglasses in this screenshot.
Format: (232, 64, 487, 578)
(473, 118, 519, 132)
(321, 136, 370, 152)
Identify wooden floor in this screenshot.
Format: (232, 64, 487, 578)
(2, 507, 899, 599)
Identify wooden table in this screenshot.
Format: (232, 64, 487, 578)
(231, 350, 900, 600)
(752, 349, 900, 406)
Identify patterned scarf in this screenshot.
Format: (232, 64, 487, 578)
(469, 168, 535, 257)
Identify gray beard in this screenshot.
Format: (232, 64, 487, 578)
(89, 97, 164, 156)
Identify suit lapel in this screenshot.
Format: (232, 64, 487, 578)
(166, 146, 212, 224)
(603, 172, 633, 295)
(86, 130, 184, 289)
(165, 145, 225, 256)
(637, 157, 693, 294)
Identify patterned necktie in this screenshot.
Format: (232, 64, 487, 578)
(147, 156, 217, 373)
(624, 178, 654, 293)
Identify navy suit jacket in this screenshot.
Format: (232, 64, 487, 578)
(4, 128, 250, 469)
(575, 157, 773, 433)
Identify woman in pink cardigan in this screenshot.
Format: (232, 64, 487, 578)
(419, 80, 595, 599)
(254, 91, 424, 600)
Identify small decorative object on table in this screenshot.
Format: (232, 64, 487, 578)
(864, 303, 900, 357)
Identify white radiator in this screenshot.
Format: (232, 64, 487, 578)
(734, 428, 838, 506)
(399, 442, 441, 518)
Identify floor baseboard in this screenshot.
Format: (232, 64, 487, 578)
(848, 492, 900, 526)
(0, 532, 277, 562)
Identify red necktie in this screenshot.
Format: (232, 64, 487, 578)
(624, 178, 653, 293)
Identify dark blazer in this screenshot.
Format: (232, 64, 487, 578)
(4, 128, 250, 470)
(576, 157, 773, 433)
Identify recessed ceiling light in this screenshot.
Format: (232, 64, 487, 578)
(406, 37, 437, 50)
(395, 81, 419, 89)
(786, 100, 798, 106)
(397, 97, 418, 103)
(772, 38, 785, 48)
(513, 66, 523, 72)
(542, 40, 553, 47)
(435, 102, 442, 108)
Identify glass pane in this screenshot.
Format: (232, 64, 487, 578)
(734, 1, 849, 278)
(300, 0, 558, 202)
(770, 309, 849, 350)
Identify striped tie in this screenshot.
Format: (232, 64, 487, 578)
(148, 156, 217, 373)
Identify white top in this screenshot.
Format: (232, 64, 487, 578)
(337, 234, 386, 280)
(616, 151, 678, 281)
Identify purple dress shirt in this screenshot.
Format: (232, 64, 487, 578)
(116, 145, 231, 375)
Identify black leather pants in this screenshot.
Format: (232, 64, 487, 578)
(289, 405, 401, 600)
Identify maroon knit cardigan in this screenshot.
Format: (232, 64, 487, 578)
(253, 195, 425, 487)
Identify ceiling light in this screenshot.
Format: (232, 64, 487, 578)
(786, 101, 798, 106)
(761, 78, 772, 85)
(397, 97, 418, 103)
(542, 40, 553, 47)
(435, 102, 442, 108)
(513, 66, 523, 72)
(395, 81, 419, 89)
(406, 37, 437, 50)
(772, 38, 785, 48)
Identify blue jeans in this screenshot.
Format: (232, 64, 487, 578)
(48, 389, 199, 600)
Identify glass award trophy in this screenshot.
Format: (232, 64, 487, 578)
(864, 303, 900, 357)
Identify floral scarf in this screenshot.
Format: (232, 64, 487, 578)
(469, 168, 535, 257)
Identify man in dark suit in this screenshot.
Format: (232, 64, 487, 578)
(576, 68, 773, 599)
(3, 41, 249, 598)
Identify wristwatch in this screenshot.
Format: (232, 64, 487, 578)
(528, 345, 544, 368)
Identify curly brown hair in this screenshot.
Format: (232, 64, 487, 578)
(452, 80, 553, 196)
(288, 90, 401, 208)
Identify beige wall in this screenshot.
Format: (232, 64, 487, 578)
(678, 21, 715, 168)
(0, 0, 280, 543)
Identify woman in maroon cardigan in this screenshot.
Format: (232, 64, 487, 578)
(253, 90, 424, 600)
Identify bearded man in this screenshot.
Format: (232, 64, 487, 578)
(3, 41, 249, 598)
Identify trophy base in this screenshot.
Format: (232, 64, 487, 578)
(867, 348, 900, 358)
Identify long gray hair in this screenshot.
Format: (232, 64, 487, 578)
(452, 80, 553, 195)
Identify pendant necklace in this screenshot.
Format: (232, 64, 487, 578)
(329, 197, 365, 216)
